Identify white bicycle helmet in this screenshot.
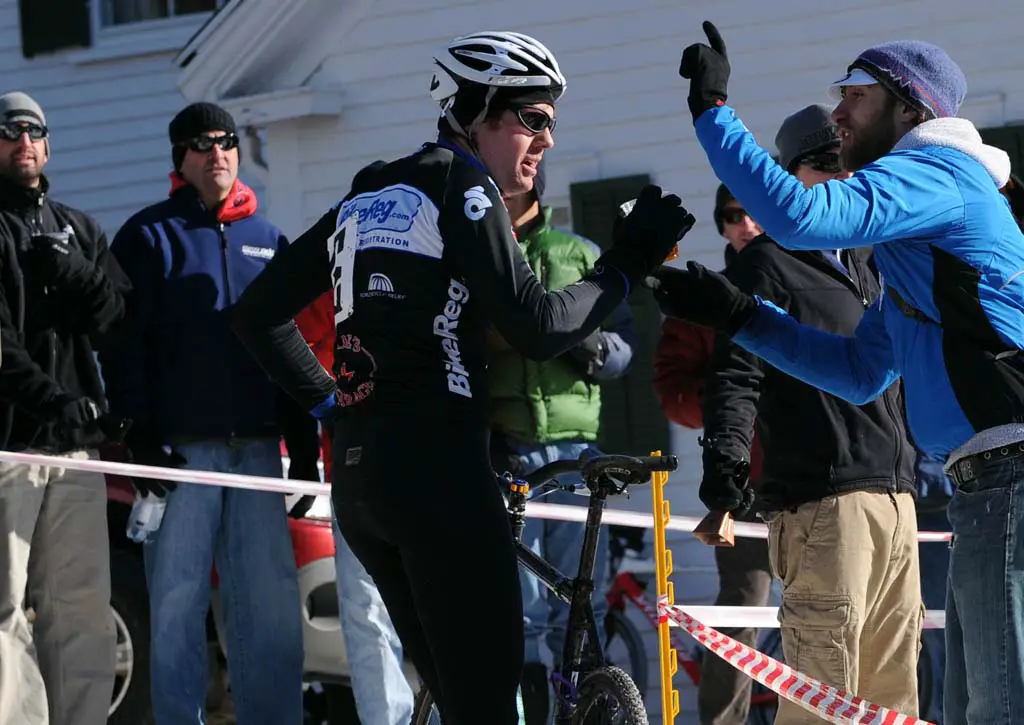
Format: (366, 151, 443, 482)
(429, 31, 567, 137)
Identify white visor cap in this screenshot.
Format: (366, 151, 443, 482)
(827, 67, 879, 100)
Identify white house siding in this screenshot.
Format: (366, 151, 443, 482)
(0, 2, 272, 237)
(243, 0, 1024, 716)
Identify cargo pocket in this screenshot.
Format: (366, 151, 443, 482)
(766, 512, 785, 582)
(779, 594, 852, 691)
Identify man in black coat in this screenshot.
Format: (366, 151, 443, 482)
(695, 104, 921, 723)
(0, 91, 130, 725)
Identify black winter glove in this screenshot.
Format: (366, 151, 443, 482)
(565, 331, 606, 381)
(124, 426, 186, 498)
(596, 185, 696, 290)
(27, 231, 94, 287)
(679, 21, 731, 123)
(46, 395, 101, 448)
(647, 262, 756, 336)
(699, 436, 754, 515)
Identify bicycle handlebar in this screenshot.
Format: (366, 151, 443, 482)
(513, 452, 678, 493)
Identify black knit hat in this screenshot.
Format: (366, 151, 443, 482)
(712, 183, 735, 234)
(168, 102, 238, 171)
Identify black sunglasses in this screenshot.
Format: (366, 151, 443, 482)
(179, 133, 240, 153)
(517, 107, 556, 135)
(0, 122, 47, 142)
(797, 151, 843, 174)
(720, 208, 751, 226)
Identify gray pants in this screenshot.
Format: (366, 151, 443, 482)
(0, 450, 116, 725)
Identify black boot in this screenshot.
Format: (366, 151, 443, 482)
(520, 662, 550, 725)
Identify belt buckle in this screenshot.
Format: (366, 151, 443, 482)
(953, 456, 976, 487)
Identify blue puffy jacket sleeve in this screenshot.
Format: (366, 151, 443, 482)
(734, 296, 900, 405)
(694, 106, 965, 250)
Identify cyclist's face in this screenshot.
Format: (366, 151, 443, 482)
(474, 103, 554, 196)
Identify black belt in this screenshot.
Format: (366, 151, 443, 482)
(948, 441, 1024, 487)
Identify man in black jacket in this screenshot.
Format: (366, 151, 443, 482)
(0, 91, 130, 725)
(697, 104, 921, 723)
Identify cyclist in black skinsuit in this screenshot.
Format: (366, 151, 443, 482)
(230, 31, 694, 724)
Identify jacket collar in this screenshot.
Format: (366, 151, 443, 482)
(515, 205, 551, 241)
(167, 172, 258, 223)
(0, 174, 48, 212)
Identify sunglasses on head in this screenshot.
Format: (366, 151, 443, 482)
(516, 107, 556, 135)
(0, 122, 47, 142)
(720, 207, 750, 226)
(180, 133, 240, 154)
(797, 151, 843, 174)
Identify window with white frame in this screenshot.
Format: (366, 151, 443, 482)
(99, 0, 223, 28)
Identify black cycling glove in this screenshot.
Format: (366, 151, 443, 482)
(679, 21, 731, 123)
(647, 262, 756, 336)
(597, 184, 696, 289)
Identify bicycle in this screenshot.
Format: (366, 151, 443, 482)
(412, 451, 678, 725)
(601, 528, 936, 724)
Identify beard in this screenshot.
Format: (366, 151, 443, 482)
(0, 150, 42, 185)
(838, 100, 901, 172)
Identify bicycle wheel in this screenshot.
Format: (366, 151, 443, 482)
(603, 609, 649, 698)
(573, 666, 648, 725)
(748, 629, 781, 725)
(411, 686, 440, 725)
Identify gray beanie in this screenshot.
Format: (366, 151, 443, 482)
(0, 91, 49, 155)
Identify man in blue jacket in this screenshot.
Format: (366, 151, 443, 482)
(98, 102, 307, 725)
(657, 24, 1024, 723)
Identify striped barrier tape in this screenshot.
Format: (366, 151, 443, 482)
(0, 450, 953, 542)
(657, 599, 935, 725)
(664, 605, 945, 630)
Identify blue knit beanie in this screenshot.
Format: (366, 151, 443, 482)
(828, 40, 967, 119)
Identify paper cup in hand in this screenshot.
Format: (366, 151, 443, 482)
(693, 510, 735, 546)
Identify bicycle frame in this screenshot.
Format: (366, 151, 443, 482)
(506, 475, 612, 721)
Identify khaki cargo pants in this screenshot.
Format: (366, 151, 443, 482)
(0, 450, 116, 725)
(766, 490, 922, 723)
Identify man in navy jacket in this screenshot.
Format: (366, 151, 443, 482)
(99, 103, 308, 725)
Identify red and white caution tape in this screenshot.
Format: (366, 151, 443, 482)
(658, 597, 936, 724)
(668, 605, 945, 630)
(0, 450, 952, 543)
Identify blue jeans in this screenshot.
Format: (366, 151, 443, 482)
(944, 457, 1024, 724)
(144, 439, 304, 725)
(511, 440, 609, 665)
(917, 509, 951, 724)
(332, 511, 414, 725)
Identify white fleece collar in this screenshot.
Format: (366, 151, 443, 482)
(893, 118, 1011, 187)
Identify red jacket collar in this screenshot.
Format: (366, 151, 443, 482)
(168, 172, 258, 223)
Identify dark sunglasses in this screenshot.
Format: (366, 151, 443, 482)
(0, 122, 47, 142)
(797, 151, 843, 174)
(517, 107, 556, 135)
(720, 208, 750, 226)
(179, 133, 240, 153)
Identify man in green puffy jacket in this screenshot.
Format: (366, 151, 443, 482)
(488, 161, 637, 724)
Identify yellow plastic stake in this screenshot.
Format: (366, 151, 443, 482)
(650, 450, 679, 725)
